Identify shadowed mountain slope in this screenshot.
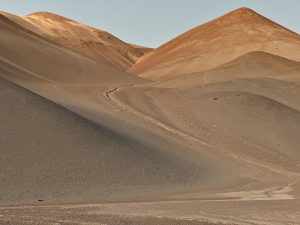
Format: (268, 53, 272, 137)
(0, 75, 261, 205)
(0, 76, 198, 204)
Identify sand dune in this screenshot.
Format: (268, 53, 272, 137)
(129, 7, 300, 80)
(1, 11, 152, 70)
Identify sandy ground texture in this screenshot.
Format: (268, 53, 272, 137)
(0, 208, 233, 225)
(0, 198, 299, 225)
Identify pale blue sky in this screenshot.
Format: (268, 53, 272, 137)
(1, 0, 299, 47)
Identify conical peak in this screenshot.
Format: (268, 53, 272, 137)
(216, 7, 264, 22)
(228, 7, 257, 16)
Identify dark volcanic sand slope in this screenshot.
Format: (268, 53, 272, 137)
(1, 75, 278, 205)
(0, 76, 209, 204)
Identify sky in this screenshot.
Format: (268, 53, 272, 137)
(1, 0, 299, 48)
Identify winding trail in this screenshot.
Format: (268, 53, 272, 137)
(103, 85, 300, 201)
(203, 71, 209, 85)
